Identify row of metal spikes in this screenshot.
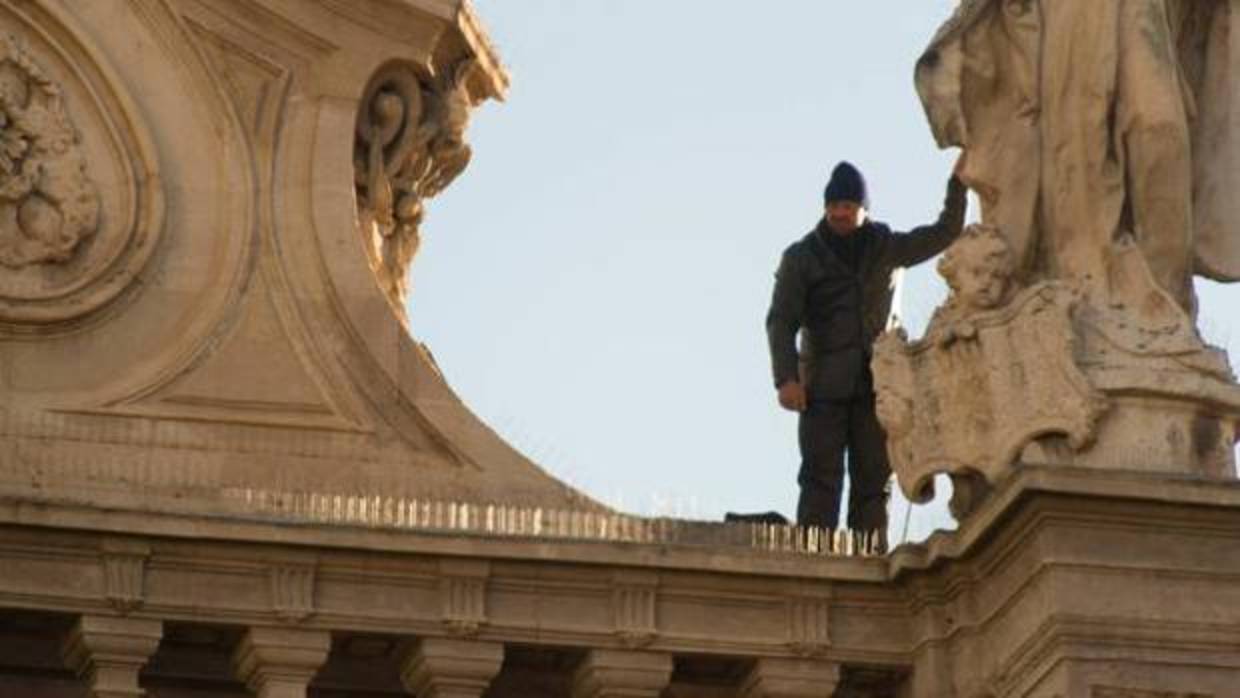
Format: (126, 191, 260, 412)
(231, 488, 887, 556)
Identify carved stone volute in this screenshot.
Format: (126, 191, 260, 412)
(355, 58, 478, 310)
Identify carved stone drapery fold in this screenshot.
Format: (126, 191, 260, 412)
(354, 58, 477, 309)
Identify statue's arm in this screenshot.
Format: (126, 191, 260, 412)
(886, 176, 968, 268)
(765, 249, 808, 388)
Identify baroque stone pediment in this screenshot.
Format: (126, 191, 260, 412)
(0, 0, 594, 512)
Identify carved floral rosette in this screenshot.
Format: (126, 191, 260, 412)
(0, 8, 163, 329)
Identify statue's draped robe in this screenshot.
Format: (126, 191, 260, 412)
(916, 0, 1240, 310)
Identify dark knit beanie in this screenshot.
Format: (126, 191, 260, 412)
(823, 161, 868, 207)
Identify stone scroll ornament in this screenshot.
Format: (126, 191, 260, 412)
(0, 34, 100, 269)
(355, 59, 477, 308)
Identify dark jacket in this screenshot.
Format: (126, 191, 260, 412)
(766, 177, 966, 400)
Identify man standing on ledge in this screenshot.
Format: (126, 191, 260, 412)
(766, 162, 966, 549)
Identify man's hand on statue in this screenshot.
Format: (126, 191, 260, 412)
(777, 381, 807, 412)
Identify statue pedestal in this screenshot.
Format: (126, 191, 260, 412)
(1023, 390, 1240, 479)
(894, 466, 1240, 698)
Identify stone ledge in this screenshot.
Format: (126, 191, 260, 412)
(888, 465, 1240, 579)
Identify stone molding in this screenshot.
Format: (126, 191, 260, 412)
(571, 649, 674, 698)
(785, 589, 831, 657)
(0, 465, 1235, 694)
(269, 563, 316, 624)
(401, 637, 504, 698)
(612, 570, 658, 648)
(62, 615, 163, 698)
(231, 627, 331, 698)
(101, 538, 149, 615)
(440, 559, 488, 636)
(739, 657, 841, 698)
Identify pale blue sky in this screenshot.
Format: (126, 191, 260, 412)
(414, 2, 1240, 543)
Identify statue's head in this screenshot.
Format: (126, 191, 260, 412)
(939, 224, 1015, 312)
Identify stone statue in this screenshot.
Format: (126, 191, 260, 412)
(874, 3, 1240, 509)
(915, 0, 1239, 315)
(874, 226, 1105, 516)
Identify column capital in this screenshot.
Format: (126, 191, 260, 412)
(572, 649, 673, 698)
(740, 658, 840, 698)
(62, 615, 163, 698)
(401, 638, 504, 698)
(232, 627, 331, 698)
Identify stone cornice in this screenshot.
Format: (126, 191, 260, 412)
(888, 464, 1240, 579)
(0, 492, 886, 582)
(456, 0, 509, 100)
(0, 497, 909, 669)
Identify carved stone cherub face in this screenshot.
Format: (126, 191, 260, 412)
(938, 224, 1015, 313)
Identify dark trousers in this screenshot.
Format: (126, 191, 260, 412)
(796, 393, 890, 534)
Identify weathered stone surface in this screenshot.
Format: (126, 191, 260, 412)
(571, 649, 673, 698)
(62, 616, 162, 698)
(232, 627, 331, 698)
(739, 657, 840, 698)
(874, 226, 1107, 504)
(402, 638, 504, 698)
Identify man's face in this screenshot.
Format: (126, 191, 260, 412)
(825, 200, 864, 235)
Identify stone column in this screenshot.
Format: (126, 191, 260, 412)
(232, 627, 331, 698)
(572, 649, 674, 698)
(401, 638, 504, 698)
(62, 615, 163, 698)
(740, 658, 840, 698)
